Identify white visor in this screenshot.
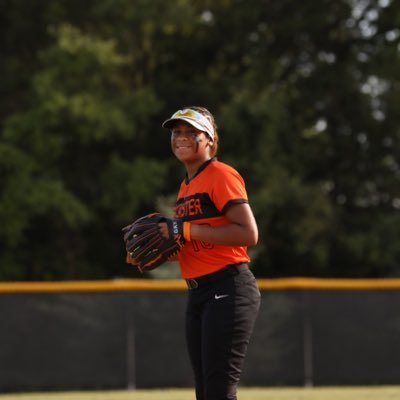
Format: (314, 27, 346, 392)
(162, 109, 215, 140)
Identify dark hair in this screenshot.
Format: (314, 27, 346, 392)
(185, 106, 219, 157)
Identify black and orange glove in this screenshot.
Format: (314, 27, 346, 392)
(122, 212, 189, 272)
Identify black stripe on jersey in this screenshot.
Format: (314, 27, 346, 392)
(175, 193, 222, 221)
(221, 199, 248, 214)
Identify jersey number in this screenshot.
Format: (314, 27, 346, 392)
(191, 223, 214, 252)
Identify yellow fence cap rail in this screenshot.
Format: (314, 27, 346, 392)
(1, 277, 400, 293)
(0, 279, 186, 293)
(257, 277, 400, 290)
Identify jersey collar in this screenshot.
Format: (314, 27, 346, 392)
(185, 157, 217, 184)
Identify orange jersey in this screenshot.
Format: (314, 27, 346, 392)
(174, 158, 250, 279)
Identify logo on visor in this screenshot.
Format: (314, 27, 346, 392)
(172, 109, 203, 121)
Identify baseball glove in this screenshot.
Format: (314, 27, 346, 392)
(122, 212, 185, 272)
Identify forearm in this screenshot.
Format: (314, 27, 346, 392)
(158, 204, 258, 248)
(189, 222, 258, 247)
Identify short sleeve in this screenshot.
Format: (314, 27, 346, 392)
(212, 167, 248, 213)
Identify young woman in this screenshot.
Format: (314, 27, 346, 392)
(161, 106, 261, 400)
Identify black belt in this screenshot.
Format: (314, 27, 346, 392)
(185, 263, 249, 290)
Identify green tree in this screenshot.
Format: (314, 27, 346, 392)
(0, 22, 165, 279)
(1, 0, 399, 280)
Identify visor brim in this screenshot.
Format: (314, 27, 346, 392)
(162, 117, 214, 140)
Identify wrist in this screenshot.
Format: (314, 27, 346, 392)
(183, 221, 191, 242)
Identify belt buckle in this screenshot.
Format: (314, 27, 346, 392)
(186, 279, 199, 289)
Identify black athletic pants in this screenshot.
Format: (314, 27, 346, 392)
(185, 264, 261, 400)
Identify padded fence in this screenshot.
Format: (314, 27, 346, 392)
(1, 278, 400, 391)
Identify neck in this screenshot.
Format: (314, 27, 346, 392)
(185, 157, 211, 180)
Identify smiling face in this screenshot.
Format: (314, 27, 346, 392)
(171, 121, 213, 165)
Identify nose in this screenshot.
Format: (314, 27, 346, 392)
(172, 132, 196, 141)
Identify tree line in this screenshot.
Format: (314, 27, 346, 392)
(1, 0, 399, 280)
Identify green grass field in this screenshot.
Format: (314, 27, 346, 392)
(1, 387, 400, 400)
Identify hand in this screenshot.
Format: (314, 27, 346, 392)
(158, 222, 170, 240)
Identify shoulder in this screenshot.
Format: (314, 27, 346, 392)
(210, 160, 245, 185)
(207, 160, 248, 209)
(209, 160, 242, 176)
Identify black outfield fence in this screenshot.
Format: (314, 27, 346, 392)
(1, 278, 400, 391)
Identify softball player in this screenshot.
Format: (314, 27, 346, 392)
(162, 106, 261, 400)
